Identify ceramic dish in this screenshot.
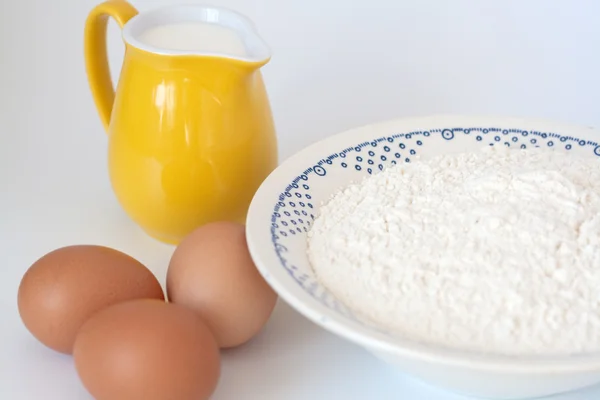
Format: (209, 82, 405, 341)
(245, 115, 600, 399)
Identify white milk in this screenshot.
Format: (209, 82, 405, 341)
(137, 22, 247, 57)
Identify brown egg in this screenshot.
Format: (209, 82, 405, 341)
(73, 299, 220, 400)
(17, 245, 164, 354)
(167, 221, 277, 348)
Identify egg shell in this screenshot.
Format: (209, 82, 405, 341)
(73, 299, 220, 400)
(17, 245, 164, 354)
(167, 221, 277, 348)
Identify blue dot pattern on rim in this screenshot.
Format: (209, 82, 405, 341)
(268, 127, 600, 326)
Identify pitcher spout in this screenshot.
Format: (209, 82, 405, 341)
(122, 4, 271, 67)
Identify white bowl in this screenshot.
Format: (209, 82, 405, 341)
(245, 115, 600, 399)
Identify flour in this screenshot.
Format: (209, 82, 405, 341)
(307, 146, 600, 355)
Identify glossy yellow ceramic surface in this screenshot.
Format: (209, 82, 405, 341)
(84, 1, 278, 244)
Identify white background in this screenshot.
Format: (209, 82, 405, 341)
(2, 0, 600, 399)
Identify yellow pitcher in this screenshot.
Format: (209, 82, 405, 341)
(84, 1, 278, 244)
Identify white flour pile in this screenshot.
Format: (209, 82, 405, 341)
(307, 146, 600, 355)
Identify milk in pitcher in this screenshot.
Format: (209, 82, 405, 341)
(137, 22, 247, 57)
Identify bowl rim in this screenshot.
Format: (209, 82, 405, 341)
(246, 114, 600, 373)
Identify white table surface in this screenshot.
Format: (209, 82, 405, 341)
(2, 0, 600, 398)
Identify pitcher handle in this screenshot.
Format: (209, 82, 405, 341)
(84, 0, 138, 132)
